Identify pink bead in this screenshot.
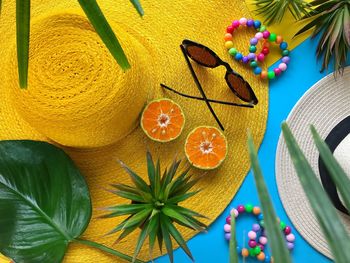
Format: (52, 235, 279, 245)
(262, 31, 270, 39)
(232, 20, 240, 28)
(274, 68, 282, 76)
(230, 208, 239, 218)
(224, 224, 231, 233)
(226, 215, 231, 224)
(255, 32, 263, 40)
(284, 226, 292, 235)
(239, 17, 247, 26)
(286, 233, 295, 242)
(279, 62, 288, 71)
(257, 53, 265, 62)
(237, 205, 245, 213)
(248, 240, 257, 248)
(259, 236, 268, 245)
(248, 231, 257, 240)
(259, 244, 265, 251)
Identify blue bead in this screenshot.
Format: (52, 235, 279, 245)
(236, 246, 241, 253)
(280, 42, 288, 50)
(235, 53, 243, 61)
(257, 213, 264, 220)
(265, 255, 270, 262)
(254, 67, 262, 75)
(254, 20, 261, 29)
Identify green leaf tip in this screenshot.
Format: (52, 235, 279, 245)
(130, 0, 144, 17)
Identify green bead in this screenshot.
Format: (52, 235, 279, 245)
(254, 246, 261, 255)
(229, 48, 237, 56)
(249, 45, 257, 53)
(280, 221, 287, 230)
(245, 204, 253, 213)
(267, 71, 275, 79)
(268, 33, 277, 42)
(250, 61, 258, 68)
(282, 49, 290, 56)
(259, 26, 266, 32)
(259, 220, 265, 227)
(249, 248, 256, 257)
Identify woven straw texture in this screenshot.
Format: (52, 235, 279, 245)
(0, 0, 268, 262)
(276, 67, 350, 259)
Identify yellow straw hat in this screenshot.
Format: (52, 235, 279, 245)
(0, 0, 268, 262)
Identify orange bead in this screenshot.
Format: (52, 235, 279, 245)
(257, 252, 266, 261)
(276, 35, 283, 44)
(241, 248, 249, 258)
(260, 71, 268, 80)
(224, 33, 233, 41)
(263, 41, 270, 48)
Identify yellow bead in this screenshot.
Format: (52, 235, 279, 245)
(257, 252, 266, 261)
(241, 248, 249, 258)
(225, 41, 234, 49)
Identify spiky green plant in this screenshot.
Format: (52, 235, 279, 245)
(254, 0, 310, 25)
(102, 151, 207, 263)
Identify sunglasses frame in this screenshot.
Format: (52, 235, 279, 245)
(182, 39, 258, 105)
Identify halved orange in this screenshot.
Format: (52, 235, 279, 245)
(185, 126, 227, 170)
(141, 99, 185, 142)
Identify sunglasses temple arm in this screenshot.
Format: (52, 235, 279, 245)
(180, 45, 225, 131)
(160, 84, 253, 108)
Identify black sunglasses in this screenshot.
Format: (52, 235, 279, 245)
(161, 39, 258, 131)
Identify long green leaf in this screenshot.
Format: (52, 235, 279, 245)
(133, 220, 150, 262)
(148, 214, 160, 257)
(16, 0, 30, 88)
(229, 210, 238, 263)
(282, 123, 350, 263)
(162, 216, 194, 261)
(0, 141, 91, 262)
(101, 204, 151, 218)
(167, 190, 200, 204)
(146, 151, 156, 192)
(78, 0, 130, 70)
(119, 161, 151, 193)
(123, 207, 152, 230)
(162, 207, 195, 229)
(247, 133, 292, 263)
(130, 0, 144, 16)
(160, 214, 174, 263)
(311, 125, 350, 212)
(74, 238, 145, 263)
(109, 189, 145, 203)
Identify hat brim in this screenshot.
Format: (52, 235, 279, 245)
(276, 67, 350, 259)
(0, 0, 268, 261)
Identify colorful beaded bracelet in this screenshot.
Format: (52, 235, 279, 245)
(224, 18, 291, 80)
(224, 204, 295, 262)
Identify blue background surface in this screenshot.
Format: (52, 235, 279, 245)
(155, 37, 350, 263)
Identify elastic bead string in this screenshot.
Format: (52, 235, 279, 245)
(224, 204, 295, 262)
(224, 18, 291, 80)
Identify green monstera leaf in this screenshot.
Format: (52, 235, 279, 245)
(0, 140, 92, 262)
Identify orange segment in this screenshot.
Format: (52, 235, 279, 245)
(141, 99, 185, 142)
(185, 126, 227, 169)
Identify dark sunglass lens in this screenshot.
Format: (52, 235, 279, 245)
(186, 45, 218, 67)
(227, 73, 256, 103)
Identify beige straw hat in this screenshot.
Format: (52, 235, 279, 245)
(276, 67, 350, 259)
(0, 0, 269, 261)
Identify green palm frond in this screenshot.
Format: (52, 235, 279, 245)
(254, 0, 310, 25)
(295, 0, 350, 75)
(103, 151, 207, 263)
